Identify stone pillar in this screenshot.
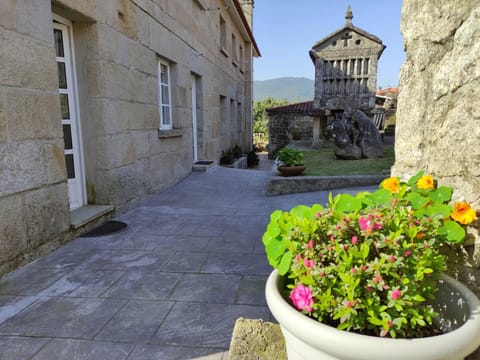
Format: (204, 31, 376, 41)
(311, 116, 325, 148)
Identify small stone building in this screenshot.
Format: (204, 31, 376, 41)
(0, 0, 259, 274)
(268, 7, 385, 157)
(310, 6, 385, 112)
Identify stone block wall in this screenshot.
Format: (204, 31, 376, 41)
(393, 0, 480, 293)
(267, 113, 313, 158)
(0, 1, 71, 272)
(0, 0, 256, 274)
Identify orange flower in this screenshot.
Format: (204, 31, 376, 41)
(381, 177, 400, 193)
(417, 175, 435, 190)
(451, 202, 477, 225)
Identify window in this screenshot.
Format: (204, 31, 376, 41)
(158, 59, 172, 130)
(232, 34, 238, 64)
(220, 16, 227, 52)
(239, 44, 244, 72)
(237, 102, 242, 133)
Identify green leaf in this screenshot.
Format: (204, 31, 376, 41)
(290, 205, 313, 219)
(277, 251, 294, 275)
(262, 224, 280, 245)
(429, 186, 452, 203)
(424, 203, 452, 219)
(438, 220, 466, 243)
(408, 171, 425, 187)
(335, 194, 362, 213)
(406, 192, 429, 209)
(361, 242, 369, 259)
(367, 316, 384, 326)
(413, 294, 426, 302)
(366, 189, 393, 206)
(265, 238, 288, 265)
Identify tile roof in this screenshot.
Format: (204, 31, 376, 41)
(266, 100, 323, 116)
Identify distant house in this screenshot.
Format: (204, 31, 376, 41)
(0, 0, 259, 274)
(376, 87, 398, 109)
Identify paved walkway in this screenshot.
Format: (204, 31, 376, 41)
(0, 165, 375, 360)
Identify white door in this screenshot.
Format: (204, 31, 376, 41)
(191, 75, 198, 161)
(53, 18, 86, 210)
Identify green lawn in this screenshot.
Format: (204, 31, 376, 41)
(303, 146, 394, 176)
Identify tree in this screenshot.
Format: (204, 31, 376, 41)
(253, 97, 289, 135)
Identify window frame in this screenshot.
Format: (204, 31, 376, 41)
(158, 59, 173, 130)
(220, 15, 228, 56)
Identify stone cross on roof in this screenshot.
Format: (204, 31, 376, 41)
(341, 32, 352, 46)
(345, 5, 353, 24)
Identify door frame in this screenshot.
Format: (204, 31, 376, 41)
(53, 13, 86, 210)
(191, 74, 198, 161)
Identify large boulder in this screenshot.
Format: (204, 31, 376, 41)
(332, 109, 383, 159)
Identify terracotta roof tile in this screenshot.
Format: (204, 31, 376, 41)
(266, 101, 314, 113)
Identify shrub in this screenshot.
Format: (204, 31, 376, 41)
(277, 148, 304, 167)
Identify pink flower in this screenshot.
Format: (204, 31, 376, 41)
(366, 286, 374, 293)
(345, 300, 353, 308)
(304, 258, 315, 268)
(391, 289, 402, 300)
(405, 249, 412, 257)
(388, 255, 395, 263)
(295, 254, 302, 262)
(358, 215, 382, 233)
(350, 267, 357, 274)
(351, 236, 358, 245)
(306, 240, 314, 249)
(290, 284, 314, 312)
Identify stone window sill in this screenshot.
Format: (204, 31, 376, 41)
(221, 48, 229, 58)
(158, 128, 183, 138)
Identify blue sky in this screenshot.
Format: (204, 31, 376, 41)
(252, 0, 404, 88)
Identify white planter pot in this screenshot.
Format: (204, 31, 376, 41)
(265, 270, 480, 360)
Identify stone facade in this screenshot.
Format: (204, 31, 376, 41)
(393, 0, 480, 296)
(0, 0, 259, 274)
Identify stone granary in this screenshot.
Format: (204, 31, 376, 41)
(310, 6, 385, 112)
(0, 0, 259, 276)
(267, 6, 385, 157)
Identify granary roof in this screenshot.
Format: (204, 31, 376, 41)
(266, 100, 324, 116)
(310, 6, 384, 59)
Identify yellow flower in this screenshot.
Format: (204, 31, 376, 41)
(451, 202, 477, 225)
(381, 177, 400, 193)
(417, 175, 435, 190)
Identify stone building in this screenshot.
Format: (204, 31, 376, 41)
(267, 7, 385, 157)
(310, 6, 385, 112)
(0, 0, 259, 274)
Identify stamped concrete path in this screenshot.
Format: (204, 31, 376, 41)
(0, 165, 374, 360)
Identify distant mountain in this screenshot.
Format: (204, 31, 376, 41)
(254, 77, 314, 102)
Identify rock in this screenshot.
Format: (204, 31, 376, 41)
(229, 318, 287, 360)
(332, 109, 383, 159)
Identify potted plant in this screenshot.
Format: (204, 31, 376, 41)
(263, 171, 480, 359)
(276, 147, 305, 176)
